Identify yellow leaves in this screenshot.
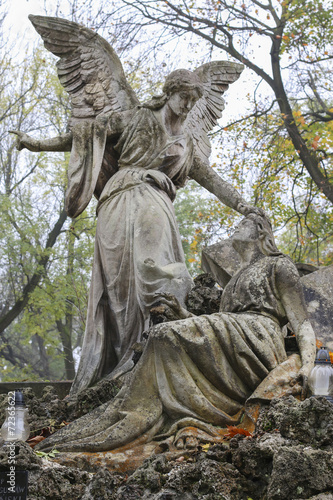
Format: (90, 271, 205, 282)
(311, 135, 320, 150)
(188, 258, 196, 263)
(294, 110, 306, 126)
(201, 443, 210, 452)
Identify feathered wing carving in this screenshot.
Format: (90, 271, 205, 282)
(186, 61, 244, 163)
(29, 15, 140, 123)
(29, 15, 141, 216)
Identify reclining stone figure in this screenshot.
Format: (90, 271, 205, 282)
(36, 213, 316, 453)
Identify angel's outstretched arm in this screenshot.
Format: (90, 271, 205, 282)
(10, 130, 72, 152)
(190, 156, 262, 216)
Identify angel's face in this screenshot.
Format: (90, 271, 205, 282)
(167, 89, 199, 119)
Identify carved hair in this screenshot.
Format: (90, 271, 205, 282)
(246, 213, 282, 256)
(142, 69, 204, 110)
(163, 69, 204, 98)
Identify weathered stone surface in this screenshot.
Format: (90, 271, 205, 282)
(256, 396, 333, 447)
(0, 381, 121, 444)
(2, 396, 333, 498)
(234, 396, 333, 500)
(150, 274, 222, 325)
(186, 273, 222, 316)
(203, 239, 333, 349)
(268, 447, 333, 500)
(120, 452, 252, 500)
(26, 464, 91, 500)
(80, 468, 123, 500)
(53, 441, 158, 474)
(0, 441, 42, 471)
(0, 387, 65, 438)
(0, 381, 72, 399)
(304, 495, 333, 500)
(35, 216, 316, 458)
(302, 265, 333, 351)
(201, 239, 241, 287)
(64, 378, 122, 421)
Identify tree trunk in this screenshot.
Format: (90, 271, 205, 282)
(0, 208, 68, 334)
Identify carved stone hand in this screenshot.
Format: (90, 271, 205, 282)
(10, 130, 40, 152)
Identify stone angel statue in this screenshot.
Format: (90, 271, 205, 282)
(12, 15, 264, 393)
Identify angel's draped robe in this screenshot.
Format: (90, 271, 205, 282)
(70, 107, 194, 393)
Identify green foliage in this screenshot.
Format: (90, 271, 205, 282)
(0, 42, 95, 381)
(217, 101, 333, 264)
(34, 449, 60, 459)
(281, 0, 333, 57)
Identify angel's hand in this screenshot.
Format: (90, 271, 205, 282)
(153, 292, 192, 319)
(236, 202, 267, 219)
(9, 130, 40, 152)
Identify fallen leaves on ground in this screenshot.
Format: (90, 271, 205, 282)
(27, 421, 70, 448)
(26, 435, 45, 448)
(224, 426, 252, 439)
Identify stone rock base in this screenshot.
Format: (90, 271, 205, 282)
(1, 396, 333, 499)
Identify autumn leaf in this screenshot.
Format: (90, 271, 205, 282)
(225, 426, 252, 439)
(27, 435, 45, 448)
(311, 135, 320, 150)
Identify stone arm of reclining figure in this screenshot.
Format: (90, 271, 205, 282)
(190, 156, 266, 218)
(10, 110, 134, 153)
(275, 258, 316, 394)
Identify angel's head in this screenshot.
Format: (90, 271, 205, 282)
(143, 69, 204, 115)
(164, 70, 204, 118)
(163, 69, 204, 99)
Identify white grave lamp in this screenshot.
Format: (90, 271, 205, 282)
(308, 347, 333, 403)
(1, 390, 30, 441)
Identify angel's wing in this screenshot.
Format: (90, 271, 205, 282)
(185, 61, 244, 163)
(29, 15, 140, 123)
